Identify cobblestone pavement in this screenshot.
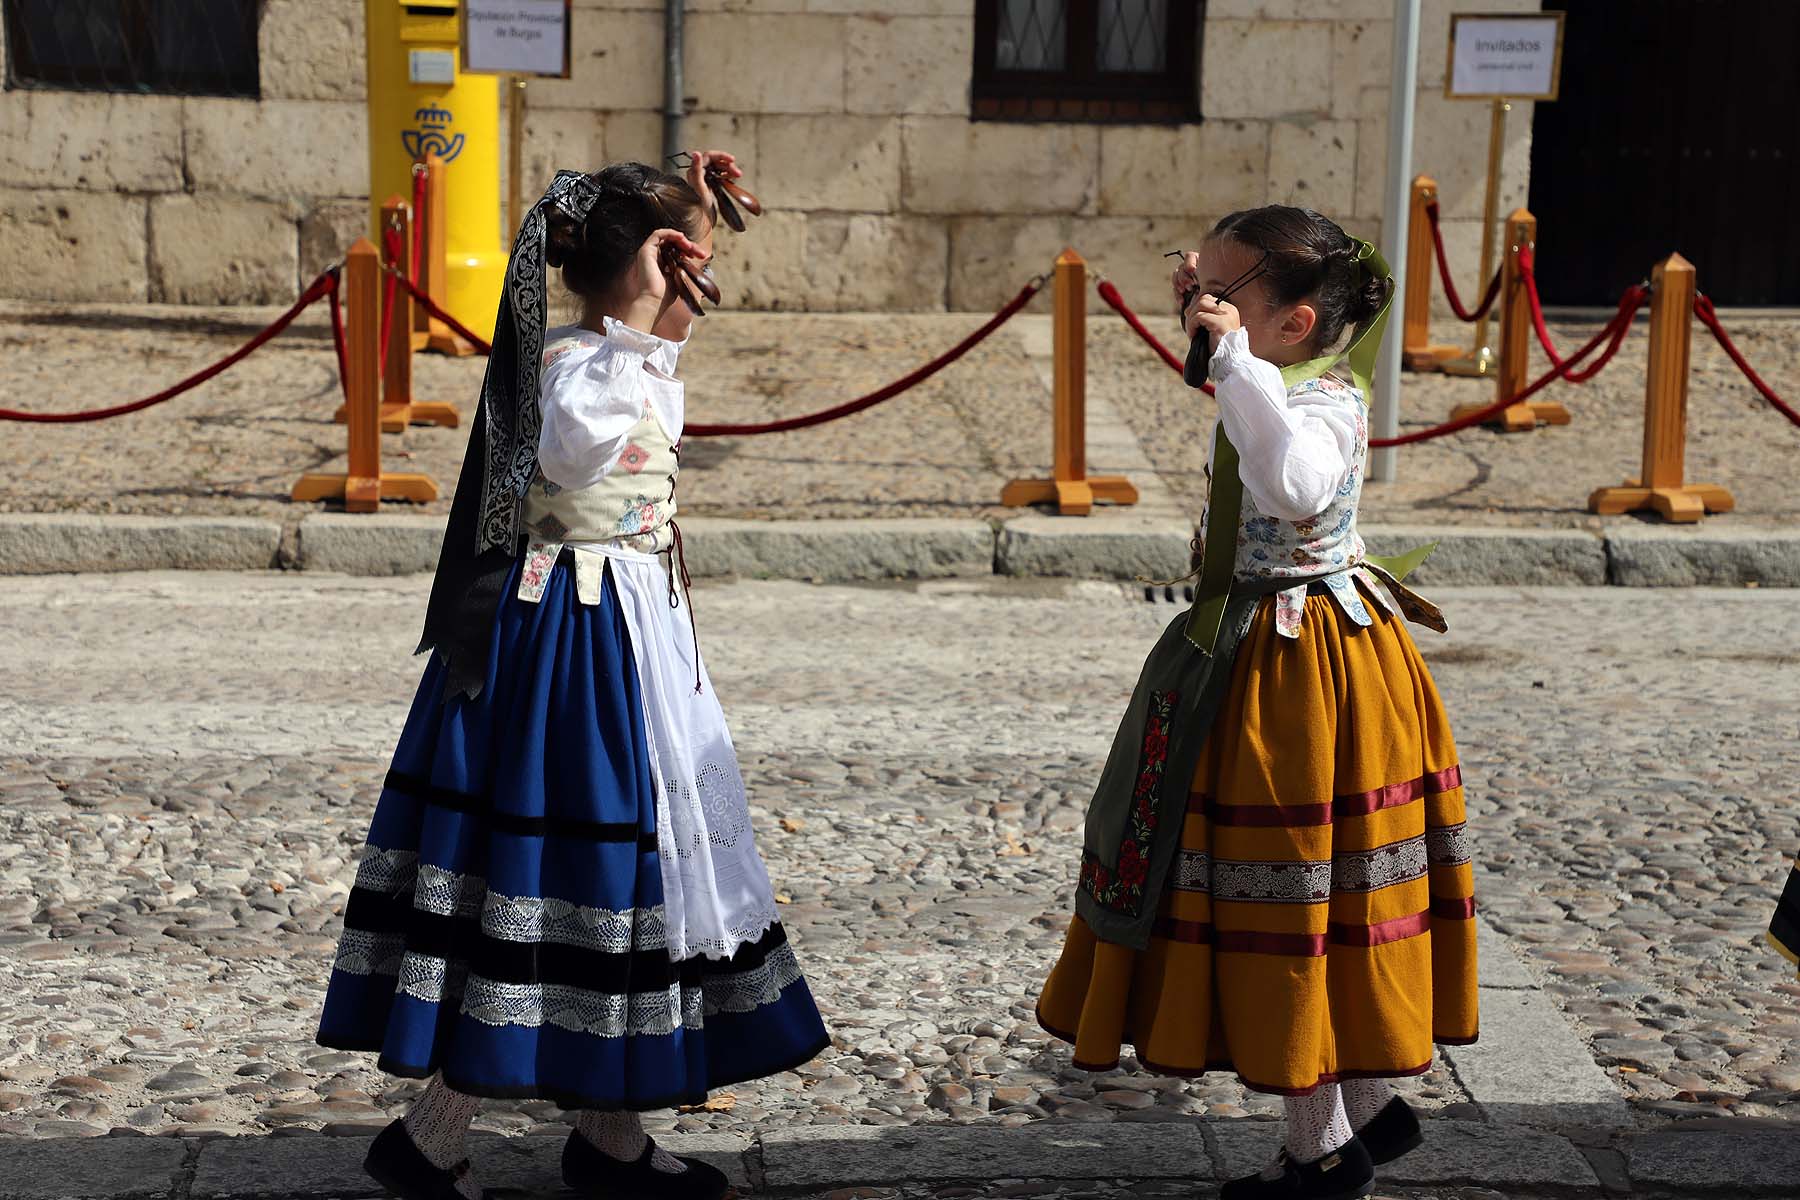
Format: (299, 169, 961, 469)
(0, 575, 1796, 1146)
(4, 300, 1798, 530)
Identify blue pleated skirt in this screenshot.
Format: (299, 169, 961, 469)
(317, 559, 829, 1110)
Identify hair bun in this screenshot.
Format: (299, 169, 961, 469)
(1352, 272, 1392, 325)
(543, 210, 584, 270)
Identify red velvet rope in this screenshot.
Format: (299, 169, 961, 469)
(379, 226, 403, 378)
(685, 279, 1043, 437)
(327, 270, 350, 407)
(1695, 294, 1800, 428)
(1096, 278, 1215, 397)
(1425, 202, 1502, 323)
(391, 270, 493, 354)
(1517, 244, 1567, 370)
(1371, 284, 1647, 447)
(0, 271, 340, 423)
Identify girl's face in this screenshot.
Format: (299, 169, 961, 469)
(1194, 237, 1318, 366)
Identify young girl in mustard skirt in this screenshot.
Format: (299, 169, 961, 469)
(1037, 206, 1478, 1200)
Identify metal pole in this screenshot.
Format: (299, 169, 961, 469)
(1469, 99, 1509, 364)
(662, 0, 685, 163)
(507, 77, 526, 239)
(1371, 0, 1422, 483)
(1443, 98, 1509, 377)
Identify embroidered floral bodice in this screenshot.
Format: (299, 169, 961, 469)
(1200, 327, 1404, 639)
(523, 321, 685, 555)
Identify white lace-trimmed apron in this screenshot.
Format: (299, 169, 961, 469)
(515, 539, 779, 965)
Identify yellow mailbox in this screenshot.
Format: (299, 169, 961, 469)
(365, 0, 505, 339)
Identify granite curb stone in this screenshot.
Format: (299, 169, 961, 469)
(677, 517, 995, 581)
(0, 1121, 1791, 1196)
(296, 513, 443, 576)
(1605, 524, 1800, 587)
(295, 514, 996, 581)
(187, 1134, 378, 1198)
(1619, 1127, 1800, 1196)
(1209, 1121, 1604, 1191)
(0, 1136, 189, 1200)
(0, 513, 280, 574)
(995, 514, 1193, 580)
(1361, 524, 1608, 587)
(756, 1123, 1211, 1188)
(1, 512, 1796, 586)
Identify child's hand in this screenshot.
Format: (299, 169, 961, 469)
(683, 149, 742, 222)
(625, 227, 706, 332)
(1170, 251, 1201, 316)
(1184, 293, 1242, 343)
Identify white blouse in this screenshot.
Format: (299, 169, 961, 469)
(1207, 328, 1359, 522)
(535, 318, 688, 492)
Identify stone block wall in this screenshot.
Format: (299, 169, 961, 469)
(0, 0, 1539, 312)
(0, 0, 366, 304)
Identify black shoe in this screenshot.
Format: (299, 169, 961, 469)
(1219, 1137, 1375, 1200)
(1356, 1095, 1424, 1165)
(364, 1120, 492, 1200)
(562, 1128, 732, 1200)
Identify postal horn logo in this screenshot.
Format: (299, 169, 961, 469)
(403, 105, 465, 163)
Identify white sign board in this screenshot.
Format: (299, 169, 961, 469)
(1447, 13, 1564, 101)
(462, 1, 572, 79)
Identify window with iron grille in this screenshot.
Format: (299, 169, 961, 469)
(4, 0, 260, 98)
(973, 0, 1201, 123)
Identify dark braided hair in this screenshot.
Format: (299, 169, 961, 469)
(1207, 206, 1390, 354)
(543, 162, 708, 301)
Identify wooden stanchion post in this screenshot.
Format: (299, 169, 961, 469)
(1001, 250, 1138, 516)
(1451, 208, 1568, 433)
(1589, 253, 1734, 523)
(416, 153, 476, 358)
(381, 196, 459, 431)
(294, 239, 439, 511)
(338, 198, 461, 432)
(1403, 176, 1460, 372)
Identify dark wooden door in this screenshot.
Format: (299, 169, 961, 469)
(1529, 0, 1800, 306)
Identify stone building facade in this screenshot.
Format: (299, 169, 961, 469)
(0, 0, 1540, 312)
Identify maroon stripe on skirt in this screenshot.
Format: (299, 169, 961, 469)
(1329, 910, 1431, 947)
(1215, 929, 1328, 957)
(1333, 776, 1423, 819)
(1201, 765, 1464, 829)
(1430, 895, 1478, 920)
(1151, 917, 1214, 945)
(1206, 798, 1336, 827)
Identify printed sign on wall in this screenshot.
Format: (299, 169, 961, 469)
(463, 1, 572, 78)
(1447, 13, 1565, 101)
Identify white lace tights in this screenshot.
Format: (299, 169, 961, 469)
(575, 1109, 689, 1174)
(402, 1076, 484, 1200)
(1281, 1084, 1355, 1165)
(1341, 1077, 1395, 1132)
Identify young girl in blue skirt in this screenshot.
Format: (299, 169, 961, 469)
(317, 152, 829, 1200)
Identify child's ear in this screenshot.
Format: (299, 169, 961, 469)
(1282, 302, 1319, 347)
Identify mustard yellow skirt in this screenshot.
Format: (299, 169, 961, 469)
(1038, 585, 1478, 1095)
